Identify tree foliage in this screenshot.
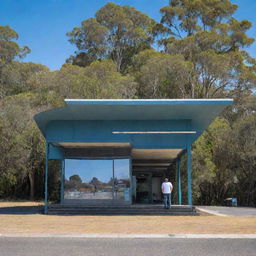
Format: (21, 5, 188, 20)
(158, 0, 256, 98)
(0, 25, 30, 66)
(0, 95, 45, 199)
(0, 0, 255, 205)
(192, 96, 256, 205)
(0, 26, 30, 98)
(67, 2, 156, 72)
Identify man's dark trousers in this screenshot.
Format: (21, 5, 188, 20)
(163, 193, 171, 209)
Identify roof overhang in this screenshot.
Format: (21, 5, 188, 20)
(34, 99, 233, 138)
(35, 99, 233, 161)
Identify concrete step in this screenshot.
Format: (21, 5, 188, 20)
(48, 208, 194, 213)
(47, 204, 198, 216)
(47, 211, 199, 216)
(49, 204, 194, 210)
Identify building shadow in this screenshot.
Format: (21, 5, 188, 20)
(0, 205, 44, 215)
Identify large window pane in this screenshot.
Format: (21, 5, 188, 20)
(64, 158, 131, 202)
(64, 159, 113, 200)
(114, 159, 131, 201)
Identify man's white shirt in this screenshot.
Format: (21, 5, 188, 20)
(161, 182, 173, 194)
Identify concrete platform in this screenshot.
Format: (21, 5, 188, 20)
(48, 204, 198, 216)
(196, 206, 256, 217)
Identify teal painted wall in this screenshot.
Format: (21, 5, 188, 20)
(46, 120, 195, 159)
(49, 144, 64, 159)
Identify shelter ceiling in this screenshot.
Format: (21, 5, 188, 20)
(131, 149, 182, 160)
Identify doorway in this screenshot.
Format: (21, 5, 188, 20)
(135, 173, 151, 203)
(132, 171, 164, 204)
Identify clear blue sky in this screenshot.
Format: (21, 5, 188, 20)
(65, 159, 129, 183)
(1, 0, 255, 70)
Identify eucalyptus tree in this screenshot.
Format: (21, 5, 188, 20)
(0, 25, 30, 98)
(0, 25, 30, 65)
(1, 62, 49, 96)
(67, 2, 157, 72)
(191, 95, 256, 206)
(38, 60, 137, 100)
(130, 49, 193, 98)
(0, 95, 45, 199)
(158, 0, 256, 98)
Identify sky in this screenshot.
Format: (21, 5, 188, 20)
(0, 0, 255, 71)
(65, 159, 130, 183)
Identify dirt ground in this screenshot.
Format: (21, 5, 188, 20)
(0, 201, 43, 207)
(0, 202, 255, 234)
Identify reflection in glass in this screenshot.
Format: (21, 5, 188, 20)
(114, 159, 130, 200)
(64, 160, 113, 200)
(64, 159, 131, 201)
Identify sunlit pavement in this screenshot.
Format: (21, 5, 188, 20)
(196, 206, 256, 216)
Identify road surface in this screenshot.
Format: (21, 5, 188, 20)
(0, 237, 255, 256)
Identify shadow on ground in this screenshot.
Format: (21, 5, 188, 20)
(0, 206, 43, 215)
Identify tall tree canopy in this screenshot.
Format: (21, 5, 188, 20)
(67, 2, 156, 72)
(0, 25, 30, 66)
(0, 26, 30, 98)
(192, 95, 256, 205)
(157, 0, 256, 98)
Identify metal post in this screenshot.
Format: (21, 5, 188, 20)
(60, 159, 65, 204)
(149, 172, 153, 203)
(112, 159, 115, 199)
(44, 143, 49, 214)
(187, 145, 192, 206)
(177, 157, 182, 205)
(129, 156, 132, 203)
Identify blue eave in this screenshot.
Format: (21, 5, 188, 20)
(34, 99, 233, 140)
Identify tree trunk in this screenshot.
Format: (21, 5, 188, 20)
(28, 171, 35, 200)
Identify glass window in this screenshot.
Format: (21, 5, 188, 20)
(64, 159, 113, 200)
(114, 159, 130, 201)
(64, 159, 131, 201)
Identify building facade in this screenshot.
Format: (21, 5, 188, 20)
(34, 99, 233, 213)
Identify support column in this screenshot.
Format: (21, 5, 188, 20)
(149, 172, 153, 203)
(177, 157, 182, 205)
(60, 159, 65, 204)
(112, 159, 115, 199)
(44, 143, 49, 214)
(187, 145, 192, 206)
(129, 157, 132, 203)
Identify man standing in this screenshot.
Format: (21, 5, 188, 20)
(161, 178, 173, 209)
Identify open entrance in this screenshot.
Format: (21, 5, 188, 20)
(54, 144, 183, 206)
(132, 171, 164, 204)
(131, 149, 181, 204)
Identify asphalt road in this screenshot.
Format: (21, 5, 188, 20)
(0, 238, 255, 256)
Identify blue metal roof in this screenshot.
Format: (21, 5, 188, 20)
(34, 99, 233, 138)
